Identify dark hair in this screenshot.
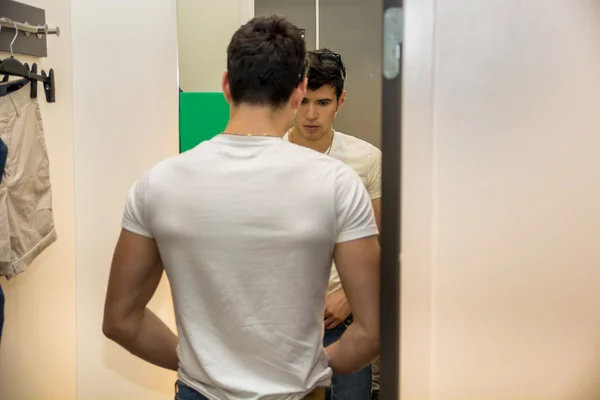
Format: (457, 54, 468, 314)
(307, 49, 346, 98)
(227, 16, 307, 108)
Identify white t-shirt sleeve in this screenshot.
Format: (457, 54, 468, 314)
(122, 172, 153, 238)
(367, 147, 382, 200)
(335, 163, 379, 243)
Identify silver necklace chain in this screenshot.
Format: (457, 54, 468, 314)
(289, 129, 334, 155)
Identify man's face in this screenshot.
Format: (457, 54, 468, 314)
(295, 85, 346, 141)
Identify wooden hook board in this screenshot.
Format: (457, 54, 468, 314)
(0, 0, 48, 58)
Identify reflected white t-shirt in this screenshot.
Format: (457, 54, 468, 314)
(121, 134, 378, 400)
(283, 130, 382, 295)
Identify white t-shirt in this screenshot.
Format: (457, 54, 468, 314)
(121, 134, 379, 400)
(283, 130, 382, 295)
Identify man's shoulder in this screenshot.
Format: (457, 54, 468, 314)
(137, 151, 192, 190)
(334, 131, 381, 159)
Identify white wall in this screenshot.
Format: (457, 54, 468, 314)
(0, 1, 245, 398)
(70, 0, 179, 398)
(402, 0, 600, 399)
(401, 0, 436, 398)
(177, 0, 244, 92)
(0, 0, 77, 399)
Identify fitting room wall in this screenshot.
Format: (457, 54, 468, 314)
(1, 1, 242, 398)
(0, 0, 77, 399)
(402, 0, 600, 398)
(70, 0, 179, 398)
(177, 0, 249, 152)
(178, 0, 242, 92)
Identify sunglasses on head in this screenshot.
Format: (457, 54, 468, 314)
(296, 31, 346, 81)
(308, 51, 346, 79)
(297, 29, 342, 66)
(309, 51, 342, 64)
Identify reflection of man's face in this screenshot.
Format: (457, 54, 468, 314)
(295, 85, 344, 141)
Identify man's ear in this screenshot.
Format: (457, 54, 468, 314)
(222, 71, 233, 104)
(336, 89, 347, 113)
(291, 77, 308, 109)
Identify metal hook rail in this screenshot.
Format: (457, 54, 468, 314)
(0, 18, 59, 39)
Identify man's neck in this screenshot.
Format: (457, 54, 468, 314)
(290, 126, 334, 153)
(225, 105, 289, 137)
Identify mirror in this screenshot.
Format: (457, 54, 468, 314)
(176, 1, 394, 399)
(177, 0, 383, 150)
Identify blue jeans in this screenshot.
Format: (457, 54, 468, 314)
(0, 282, 4, 344)
(175, 381, 208, 400)
(323, 315, 372, 400)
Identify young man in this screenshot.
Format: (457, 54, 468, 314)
(102, 17, 380, 400)
(284, 49, 382, 400)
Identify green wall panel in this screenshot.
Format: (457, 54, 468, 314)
(179, 92, 230, 153)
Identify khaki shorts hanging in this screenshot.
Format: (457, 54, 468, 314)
(0, 82, 56, 279)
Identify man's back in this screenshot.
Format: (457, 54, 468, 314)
(122, 134, 377, 398)
(104, 16, 379, 400)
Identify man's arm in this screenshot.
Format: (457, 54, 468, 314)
(102, 228, 178, 371)
(325, 163, 380, 374)
(324, 197, 381, 329)
(371, 198, 382, 235)
(324, 286, 351, 329)
(327, 235, 380, 374)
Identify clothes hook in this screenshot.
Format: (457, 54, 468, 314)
(9, 19, 18, 58)
(0, 18, 19, 58)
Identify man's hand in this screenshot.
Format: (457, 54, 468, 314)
(324, 288, 351, 330)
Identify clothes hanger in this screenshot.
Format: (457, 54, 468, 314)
(0, 23, 12, 83)
(0, 19, 56, 102)
(0, 20, 30, 78)
(0, 21, 31, 97)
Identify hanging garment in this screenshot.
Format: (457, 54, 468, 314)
(0, 136, 6, 343)
(0, 136, 7, 185)
(0, 280, 3, 344)
(0, 82, 56, 279)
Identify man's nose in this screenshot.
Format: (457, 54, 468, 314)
(306, 104, 318, 120)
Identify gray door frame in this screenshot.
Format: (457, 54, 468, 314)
(380, 1, 403, 399)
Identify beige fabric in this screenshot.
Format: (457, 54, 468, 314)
(284, 130, 383, 386)
(371, 356, 380, 390)
(283, 130, 382, 295)
(0, 83, 56, 279)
